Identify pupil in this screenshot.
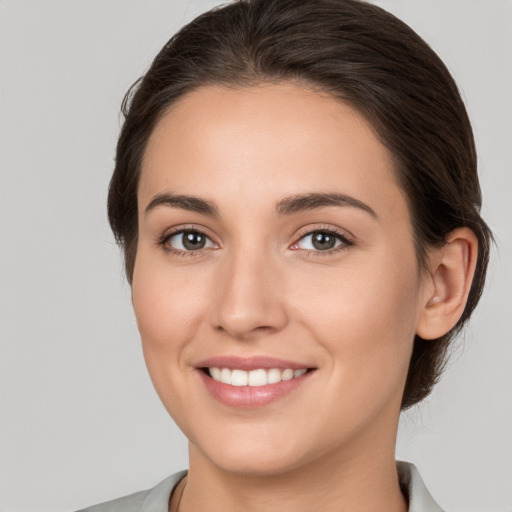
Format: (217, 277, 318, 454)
(183, 231, 206, 250)
(312, 231, 336, 250)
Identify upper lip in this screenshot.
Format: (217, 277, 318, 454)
(196, 355, 314, 371)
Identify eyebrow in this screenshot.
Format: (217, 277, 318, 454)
(276, 193, 377, 218)
(145, 193, 220, 217)
(144, 191, 377, 219)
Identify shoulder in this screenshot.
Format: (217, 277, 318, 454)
(75, 471, 187, 512)
(397, 461, 445, 512)
(76, 489, 148, 512)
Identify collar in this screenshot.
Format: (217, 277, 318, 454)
(397, 461, 445, 511)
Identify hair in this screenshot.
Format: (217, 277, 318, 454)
(108, 0, 492, 409)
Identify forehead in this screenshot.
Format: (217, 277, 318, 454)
(139, 83, 408, 223)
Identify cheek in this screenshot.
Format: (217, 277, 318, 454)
(131, 252, 211, 368)
(292, 253, 420, 383)
(130, 253, 218, 426)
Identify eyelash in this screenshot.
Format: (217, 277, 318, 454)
(291, 226, 354, 256)
(158, 226, 217, 258)
(158, 226, 354, 257)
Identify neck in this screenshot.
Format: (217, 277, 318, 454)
(178, 431, 407, 512)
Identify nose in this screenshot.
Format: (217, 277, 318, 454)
(210, 248, 288, 340)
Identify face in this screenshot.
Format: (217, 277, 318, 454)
(133, 83, 428, 476)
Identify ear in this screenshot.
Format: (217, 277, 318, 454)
(416, 227, 478, 340)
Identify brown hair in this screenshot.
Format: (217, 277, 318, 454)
(108, 0, 492, 409)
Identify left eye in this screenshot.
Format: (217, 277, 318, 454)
(294, 230, 348, 251)
(166, 230, 216, 251)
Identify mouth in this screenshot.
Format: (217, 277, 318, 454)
(195, 356, 316, 408)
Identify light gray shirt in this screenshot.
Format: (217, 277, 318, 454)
(76, 461, 444, 512)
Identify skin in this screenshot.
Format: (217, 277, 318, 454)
(132, 83, 477, 512)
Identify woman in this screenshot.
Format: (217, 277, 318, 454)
(80, 0, 491, 510)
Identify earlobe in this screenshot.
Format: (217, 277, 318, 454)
(416, 227, 478, 340)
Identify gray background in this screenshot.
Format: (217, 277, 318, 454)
(1, 1, 511, 511)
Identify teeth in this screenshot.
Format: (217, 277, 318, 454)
(210, 367, 222, 381)
(231, 369, 248, 386)
(220, 368, 231, 385)
(208, 367, 309, 386)
(267, 368, 282, 384)
(248, 369, 267, 386)
(282, 369, 294, 381)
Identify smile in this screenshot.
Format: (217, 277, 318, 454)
(208, 367, 308, 387)
(196, 357, 316, 408)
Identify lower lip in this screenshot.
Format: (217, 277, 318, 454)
(197, 369, 314, 408)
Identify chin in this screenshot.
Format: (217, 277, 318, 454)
(208, 450, 304, 477)
(191, 430, 312, 477)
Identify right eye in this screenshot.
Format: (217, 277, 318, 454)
(163, 229, 217, 253)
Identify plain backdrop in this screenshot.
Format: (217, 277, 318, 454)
(1, 1, 511, 511)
